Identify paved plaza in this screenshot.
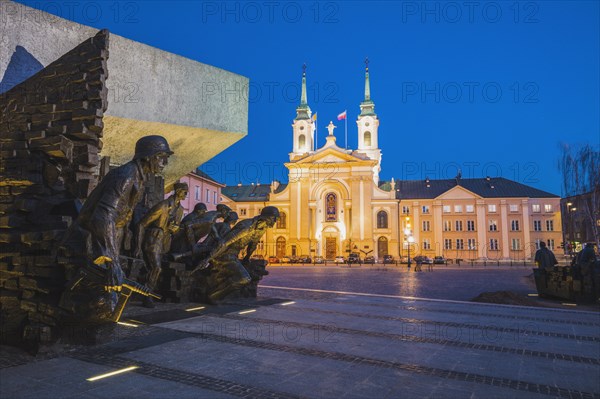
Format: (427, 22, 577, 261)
(1, 267, 599, 398)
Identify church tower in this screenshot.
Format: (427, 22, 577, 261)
(356, 58, 382, 183)
(290, 64, 315, 160)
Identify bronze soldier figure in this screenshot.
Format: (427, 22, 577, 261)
(194, 206, 279, 301)
(63, 135, 173, 292)
(169, 203, 232, 261)
(135, 182, 188, 307)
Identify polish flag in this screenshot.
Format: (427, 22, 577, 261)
(337, 110, 347, 120)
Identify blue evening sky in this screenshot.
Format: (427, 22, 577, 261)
(16, 0, 600, 194)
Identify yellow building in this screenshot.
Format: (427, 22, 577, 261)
(222, 67, 562, 262)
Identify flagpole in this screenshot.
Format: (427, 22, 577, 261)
(344, 110, 348, 150)
(314, 116, 317, 151)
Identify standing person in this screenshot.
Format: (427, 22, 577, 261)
(135, 182, 188, 307)
(534, 241, 558, 271)
(415, 256, 423, 272)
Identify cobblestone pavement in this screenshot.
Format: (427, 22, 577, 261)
(2, 266, 599, 398)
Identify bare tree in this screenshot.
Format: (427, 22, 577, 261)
(558, 143, 600, 248)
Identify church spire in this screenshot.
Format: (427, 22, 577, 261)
(295, 63, 311, 120)
(364, 57, 371, 101)
(359, 58, 375, 117)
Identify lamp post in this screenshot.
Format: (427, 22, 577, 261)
(404, 227, 414, 269)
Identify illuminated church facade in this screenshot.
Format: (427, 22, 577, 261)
(221, 66, 563, 261)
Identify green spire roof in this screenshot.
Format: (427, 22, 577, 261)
(360, 58, 376, 117)
(295, 63, 311, 120)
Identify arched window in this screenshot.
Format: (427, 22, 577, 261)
(325, 192, 337, 222)
(377, 210, 388, 228)
(276, 237, 286, 259)
(378, 236, 388, 257)
(277, 212, 287, 229)
(298, 134, 306, 149)
(364, 131, 371, 147)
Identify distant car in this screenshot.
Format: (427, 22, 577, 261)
(288, 256, 299, 264)
(250, 254, 264, 260)
(383, 255, 394, 264)
(433, 256, 446, 264)
(297, 255, 312, 263)
(399, 256, 409, 264)
(348, 253, 361, 264)
(334, 256, 346, 263)
(314, 256, 325, 264)
(413, 255, 433, 264)
(268, 256, 280, 264)
(364, 256, 376, 264)
(281, 256, 291, 264)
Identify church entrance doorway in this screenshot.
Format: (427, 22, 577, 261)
(325, 237, 337, 259)
(378, 236, 388, 258)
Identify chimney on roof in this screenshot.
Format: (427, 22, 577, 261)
(271, 180, 280, 192)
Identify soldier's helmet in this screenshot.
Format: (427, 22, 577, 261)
(260, 206, 280, 219)
(174, 182, 188, 192)
(134, 135, 174, 160)
(194, 203, 208, 213)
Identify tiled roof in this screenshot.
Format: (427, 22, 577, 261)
(381, 177, 559, 200)
(192, 169, 224, 186)
(222, 184, 271, 202)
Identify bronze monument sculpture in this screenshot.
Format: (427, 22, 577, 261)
(134, 182, 189, 308)
(194, 206, 280, 302)
(59, 135, 173, 321)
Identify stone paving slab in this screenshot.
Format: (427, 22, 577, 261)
(1, 290, 599, 399)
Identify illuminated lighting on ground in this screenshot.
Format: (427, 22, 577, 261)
(185, 306, 206, 312)
(126, 319, 145, 324)
(116, 322, 139, 328)
(527, 294, 539, 297)
(239, 309, 256, 314)
(86, 366, 139, 381)
(280, 301, 296, 306)
(562, 303, 577, 307)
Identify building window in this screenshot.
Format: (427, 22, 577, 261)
(240, 208, 247, 216)
(364, 131, 371, 146)
(325, 193, 337, 222)
(466, 205, 474, 213)
(532, 204, 541, 213)
(511, 238, 521, 251)
(206, 188, 210, 202)
(533, 220, 542, 231)
(544, 204, 552, 213)
(467, 220, 475, 231)
(444, 220, 452, 232)
(535, 239, 541, 250)
(213, 191, 218, 204)
(467, 238, 476, 250)
(546, 220, 554, 231)
(455, 220, 463, 231)
(456, 239, 464, 250)
(195, 186, 200, 201)
(454, 205, 463, 213)
(509, 204, 519, 212)
(422, 220, 430, 231)
(402, 205, 410, 214)
(490, 239, 499, 251)
(377, 211, 388, 229)
(443, 205, 451, 213)
(277, 212, 287, 229)
(547, 239, 555, 250)
(291, 245, 297, 257)
(489, 220, 498, 231)
(488, 204, 497, 213)
(298, 134, 306, 149)
(423, 239, 431, 250)
(444, 239, 452, 250)
(511, 220, 520, 231)
(422, 205, 430, 214)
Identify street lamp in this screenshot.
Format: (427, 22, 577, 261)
(404, 227, 414, 269)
